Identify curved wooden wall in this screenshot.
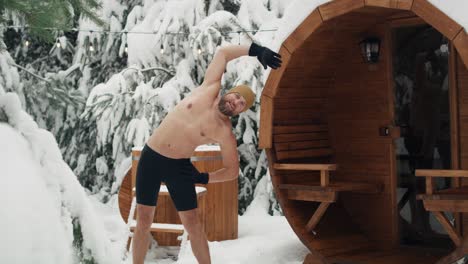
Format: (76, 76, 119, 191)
(260, 0, 468, 263)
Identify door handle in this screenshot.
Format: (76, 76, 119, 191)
(379, 125, 401, 138)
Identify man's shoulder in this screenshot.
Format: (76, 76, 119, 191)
(198, 81, 221, 92)
(194, 81, 220, 98)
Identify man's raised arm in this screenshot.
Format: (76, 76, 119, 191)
(202, 44, 250, 87)
(201, 43, 282, 94)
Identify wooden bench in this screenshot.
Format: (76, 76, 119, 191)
(416, 169, 468, 264)
(272, 124, 382, 233)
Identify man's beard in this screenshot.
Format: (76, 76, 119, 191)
(218, 96, 235, 117)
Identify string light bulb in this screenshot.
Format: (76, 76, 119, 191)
(124, 46, 128, 53)
(56, 42, 61, 48)
(160, 43, 164, 54)
(89, 45, 94, 52)
(24, 40, 30, 47)
(197, 47, 201, 54)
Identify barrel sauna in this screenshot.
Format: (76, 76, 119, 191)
(118, 144, 238, 246)
(258, 1, 468, 263)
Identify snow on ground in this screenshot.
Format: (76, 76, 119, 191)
(90, 192, 309, 264)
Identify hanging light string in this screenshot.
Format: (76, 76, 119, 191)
(4, 25, 277, 81)
(2, 25, 277, 35)
(5, 25, 277, 54)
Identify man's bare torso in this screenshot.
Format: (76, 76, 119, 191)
(147, 84, 231, 159)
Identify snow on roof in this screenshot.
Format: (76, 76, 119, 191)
(270, 0, 468, 54)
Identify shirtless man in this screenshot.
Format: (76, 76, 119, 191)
(132, 42, 282, 264)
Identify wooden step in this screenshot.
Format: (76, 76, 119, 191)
(129, 221, 185, 234)
(280, 182, 382, 194)
(274, 163, 337, 171)
(283, 187, 338, 202)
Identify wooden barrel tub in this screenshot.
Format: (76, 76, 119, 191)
(118, 145, 238, 246)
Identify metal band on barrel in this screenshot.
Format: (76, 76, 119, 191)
(132, 156, 222, 161)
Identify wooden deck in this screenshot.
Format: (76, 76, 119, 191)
(328, 246, 449, 264)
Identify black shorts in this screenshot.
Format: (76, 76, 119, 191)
(135, 144, 199, 211)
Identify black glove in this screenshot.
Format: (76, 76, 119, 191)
(249, 42, 282, 70)
(194, 170, 209, 184)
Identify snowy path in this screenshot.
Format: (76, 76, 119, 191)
(90, 194, 309, 264)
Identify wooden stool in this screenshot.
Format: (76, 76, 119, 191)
(126, 185, 207, 251)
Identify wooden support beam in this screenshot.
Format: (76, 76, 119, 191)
(411, 0, 463, 41)
(426, 176, 433, 195)
(432, 211, 461, 246)
(262, 45, 291, 98)
(306, 202, 331, 232)
(453, 30, 468, 70)
(318, 0, 364, 21)
(321, 170, 329, 187)
(365, 0, 412, 10)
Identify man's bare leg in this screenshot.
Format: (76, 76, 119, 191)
(178, 209, 211, 264)
(132, 204, 156, 264)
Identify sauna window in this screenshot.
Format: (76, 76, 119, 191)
(392, 24, 452, 249)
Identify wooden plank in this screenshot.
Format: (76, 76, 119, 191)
(312, 234, 373, 257)
(423, 200, 468, 213)
(276, 148, 333, 161)
(318, 0, 365, 21)
(274, 108, 326, 121)
(274, 132, 329, 142)
(274, 163, 337, 171)
(259, 95, 273, 149)
(365, 0, 412, 10)
(415, 169, 468, 177)
(449, 44, 460, 171)
(130, 222, 185, 234)
(273, 124, 328, 134)
(306, 202, 331, 232)
(274, 97, 325, 110)
(263, 45, 291, 98)
(432, 211, 462, 246)
(275, 86, 328, 98)
(388, 15, 426, 28)
(283, 9, 323, 54)
(275, 140, 330, 151)
(285, 189, 337, 202)
(454, 30, 468, 70)
(280, 183, 382, 193)
(411, 0, 463, 40)
(417, 194, 468, 201)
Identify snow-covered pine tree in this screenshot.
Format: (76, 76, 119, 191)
(2, 0, 287, 215)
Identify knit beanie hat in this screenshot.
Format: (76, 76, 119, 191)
(226, 85, 255, 112)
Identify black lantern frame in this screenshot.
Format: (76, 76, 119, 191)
(359, 37, 381, 63)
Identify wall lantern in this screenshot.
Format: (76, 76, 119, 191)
(359, 37, 381, 63)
